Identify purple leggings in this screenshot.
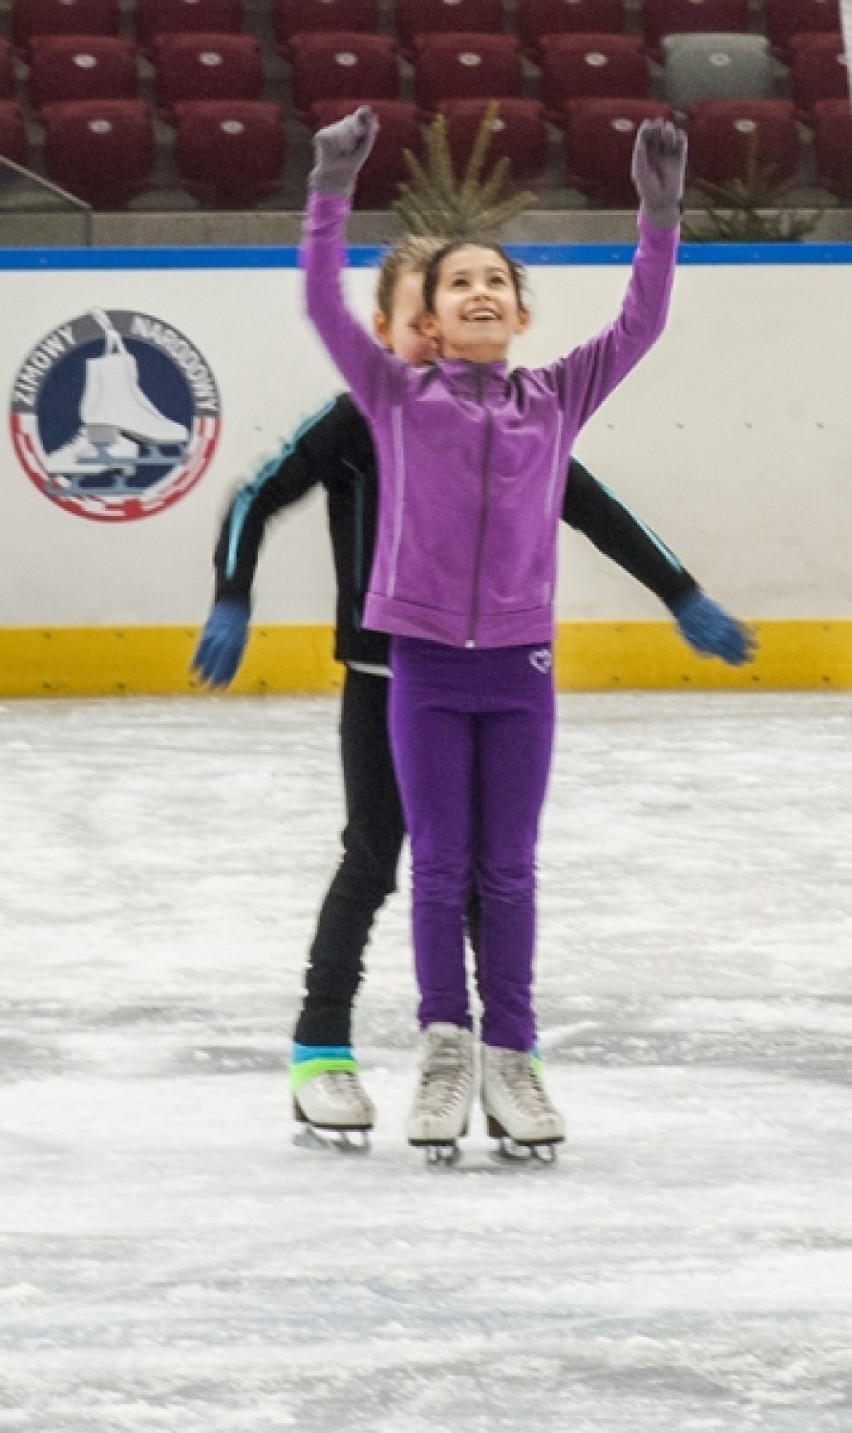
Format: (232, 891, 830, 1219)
(389, 637, 555, 1052)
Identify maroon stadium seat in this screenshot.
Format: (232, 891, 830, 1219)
(29, 36, 138, 110)
(0, 39, 15, 99)
(640, 0, 750, 58)
(539, 34, 648, 119)
(272, 0, 379, 58)
(153, 33, 263, 116)
(0, 101, 28, 165)
(310, 98, 422, 205)
(812, 97, 852, 198)
(413, 33, 524, 113)
(174, 99, 285, 205)
(41, 98, 155, 206)
(395, 0, 505, 59)
(686, 99, 799, 186)
(438, 98, 549, 182)
(289, 33, 400, 121)
(12, 0, 119, 53)
(515, 0, 624, 61)
(763, 0, 841, 61)
(790, 32, 849, 120)
(136, 0, 244, 52)
(561, 97, 673, 202)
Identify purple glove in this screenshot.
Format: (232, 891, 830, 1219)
(672, 591, 756, 666)
(309, 104, 379, 199)
(631, 119, 687, 229)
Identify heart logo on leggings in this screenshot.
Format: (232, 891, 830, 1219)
(529, 648, 552, 674)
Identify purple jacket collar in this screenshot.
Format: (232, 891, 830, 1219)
(433, 357, 510, 399)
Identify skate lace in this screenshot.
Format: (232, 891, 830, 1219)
(313, 1071, 365, 1101)
(418, 1036, 471, 1116)
(498, 1053, 557, 1118)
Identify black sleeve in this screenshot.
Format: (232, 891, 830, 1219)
(213, 395, 349, 602)
(562, 458, 699, 612)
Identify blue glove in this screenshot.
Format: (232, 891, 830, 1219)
(673, 591, 755, 666)
(309, 104, 379, 198)
(631, 118, 687, 229)
(191, 596, 250, 688)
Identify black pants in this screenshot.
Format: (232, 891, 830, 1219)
(293, 667, 405, 1047)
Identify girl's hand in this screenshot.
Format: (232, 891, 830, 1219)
(309, 105, 379, 199)
(191, 597, 250, 687)
(672, 591, 756, 666)
(631, 119, 687, 230)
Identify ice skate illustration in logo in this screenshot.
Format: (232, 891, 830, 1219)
(43, 309, 190, 494)
(11, 307, 220, 523)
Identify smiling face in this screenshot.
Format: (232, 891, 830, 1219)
(372, 267, 436, 367)
(421, 244, 530, 364)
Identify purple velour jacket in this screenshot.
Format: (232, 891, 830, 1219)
(302, 190, 678, 650)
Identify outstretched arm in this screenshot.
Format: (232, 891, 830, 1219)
(192, 397, 345, 688)
(213, 398, 342, 604)
(555, 121, 686, 432)
(563, 459, 755, 666)
(563, 457, 697, 610)
(301, 106, 401, 418)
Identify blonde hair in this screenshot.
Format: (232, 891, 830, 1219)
(375, 234, 446, 320)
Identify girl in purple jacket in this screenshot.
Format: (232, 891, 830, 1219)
(301, 106, 687, 1161)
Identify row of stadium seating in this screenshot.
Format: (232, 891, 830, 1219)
(0, 0, 845, 60)
(2, 93, 850, 209)
(0, 31, 848, 121)
(0, 0, 848, 212)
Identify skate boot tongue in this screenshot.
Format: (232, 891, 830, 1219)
(425, 1023, 470, 1069)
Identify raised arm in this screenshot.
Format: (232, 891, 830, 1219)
(301, 107, 401, 418)
(554, 121, 686, 431)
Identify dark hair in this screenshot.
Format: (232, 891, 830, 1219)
(423, 240, 528, 316)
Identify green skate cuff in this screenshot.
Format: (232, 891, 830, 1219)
(289, 1055, 358, 1093)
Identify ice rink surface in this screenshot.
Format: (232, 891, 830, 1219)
(1, 691, 851, 1433)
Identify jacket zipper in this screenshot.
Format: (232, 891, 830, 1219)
(466, 370, 492, 648)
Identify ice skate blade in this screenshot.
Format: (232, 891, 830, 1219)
(489, 1137, 560, 1166)
(419, 1141, 462, 1168)
(292, 1124, 371, 1155)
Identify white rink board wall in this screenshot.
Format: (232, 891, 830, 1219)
(0, 245, 850, 691)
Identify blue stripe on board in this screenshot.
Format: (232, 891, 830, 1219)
(1, 243, 852, 270)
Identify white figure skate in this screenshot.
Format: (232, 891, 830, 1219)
(44, 310, 189, 490)
(481, 1046, 565, 1164)
(407, 1023, 474, 1166)
(292, 1069, 375, 1155)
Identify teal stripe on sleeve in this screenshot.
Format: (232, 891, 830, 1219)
(224, 398, 337, 579)
(597, 480, 685, 572)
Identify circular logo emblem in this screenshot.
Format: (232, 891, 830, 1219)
(10, 308, 220, 522)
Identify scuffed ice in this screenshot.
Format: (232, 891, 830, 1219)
(1, 693, 851, 1432)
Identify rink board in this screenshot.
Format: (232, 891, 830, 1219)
(1, 243, 850, 693)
